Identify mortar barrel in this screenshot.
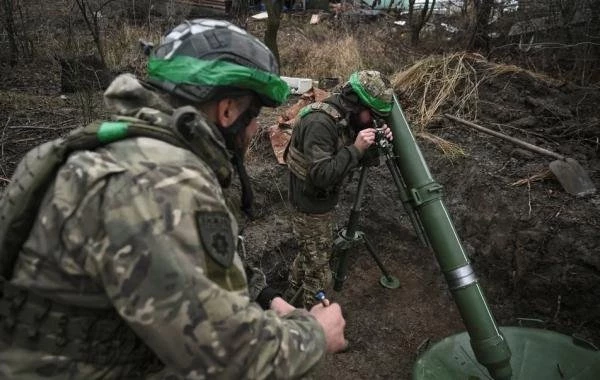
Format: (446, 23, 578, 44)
(388, 96, 512, 380)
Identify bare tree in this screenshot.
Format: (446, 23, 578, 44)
(1, 0, 18, 65)
(73, 0, 117, 66)
(467, 0, 494, 51)
(408, 0, 436, 46)
(264, 0, 283, 65)
(230, 0, 250, 27)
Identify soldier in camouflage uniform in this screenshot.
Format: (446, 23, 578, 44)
(285, 71, 394, 308)
(0, 19, 346, 379)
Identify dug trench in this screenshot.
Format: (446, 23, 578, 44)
(238, 69, 600, 378)
(1, 58, 598, 379)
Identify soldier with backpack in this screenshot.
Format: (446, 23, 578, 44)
(0, 19, 346, 379)
(285, 70, 395, 308)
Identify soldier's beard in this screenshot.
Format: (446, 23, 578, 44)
(218, 118, 254, 218)
(349, 112, 372, 132)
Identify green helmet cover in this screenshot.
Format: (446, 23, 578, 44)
(348, 71, 393, 116)
(148, 55, 290, 106)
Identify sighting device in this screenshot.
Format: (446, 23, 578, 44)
(332, 117, 427, 292)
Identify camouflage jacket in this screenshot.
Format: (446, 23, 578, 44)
(0, 74, 325, 379)
(288, 95, 363, 214)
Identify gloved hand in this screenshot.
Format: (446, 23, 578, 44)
(256, 286, 284, 310)
(360, 145, 380, 167)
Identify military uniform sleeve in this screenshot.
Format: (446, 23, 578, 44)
(303, 116, 362, 189)
(84, 163, 326, 379)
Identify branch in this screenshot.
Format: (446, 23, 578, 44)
(99, 0, 117, 10)
(1, 116, 10, 178)
(74, 0, 95, 38)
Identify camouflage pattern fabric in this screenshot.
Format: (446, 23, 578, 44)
(287, 211, 335, 309)
(0, 74, 326, 379)
(237, 234, 268, 301)
(353, 70, 394, 106)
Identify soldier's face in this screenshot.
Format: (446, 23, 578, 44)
(215, 95, 261, 151)
(358, 109, 373, 125)
(351, 108, 373, 131)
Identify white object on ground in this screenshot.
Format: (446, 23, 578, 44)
(251, 11, 268, 20)
(281, 76, 313, 95)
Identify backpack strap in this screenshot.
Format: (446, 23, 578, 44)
(298, 101, 343, 121)
(0, 117, 191, 281)
(0, 111, 221, 366)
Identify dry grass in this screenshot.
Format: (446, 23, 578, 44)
(276, 18, 407, 80)
(391, 52, 561, 131)
(391, 52, 488, 131)
(486, 61, 564, 87)
(279, 32, 364, 79)
(418, 132, 466, 159)
(388, 52, 562, 157)
(104, 24, 163, 75)
(389, 53, 489, 157)
(510, 169, 553, 187)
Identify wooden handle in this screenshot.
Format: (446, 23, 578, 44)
(444, 114, 564, 160)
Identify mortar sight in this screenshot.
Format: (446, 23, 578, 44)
(372, 119, 391, 151)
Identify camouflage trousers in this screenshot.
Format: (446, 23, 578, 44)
(287, 210, 335, 308)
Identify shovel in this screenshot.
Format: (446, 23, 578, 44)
(444, 114, 597, 197)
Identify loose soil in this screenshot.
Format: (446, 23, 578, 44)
(1, 53, 599, 380)
(243, 68, 600, 378)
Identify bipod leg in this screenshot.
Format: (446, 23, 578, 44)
(384, 152, 430, 248)
(361, 233, 400, 289)
(332, 228, 361, 291)
(333, 241, 349, 292)
(333, 165, 399, 291)
(333, 167, 369, 292)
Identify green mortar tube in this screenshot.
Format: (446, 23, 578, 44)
(387, 96, 512, 380)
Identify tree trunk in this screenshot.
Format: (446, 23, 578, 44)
(74, 0, 113, 67)
(1, 0, 18, 65)
(264, 0, 282, 65)
(408, 0, 435, 46)
(467, 0, 493, 51)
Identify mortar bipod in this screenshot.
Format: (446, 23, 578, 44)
(332, 129, 433, 291)
(379, 140, 431, 249)
(333, 165, 401, 291)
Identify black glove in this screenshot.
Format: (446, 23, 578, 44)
(256, 286, 283, 310)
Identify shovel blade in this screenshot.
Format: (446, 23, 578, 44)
(549, 158, 596, 197)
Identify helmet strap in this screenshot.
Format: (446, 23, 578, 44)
(218, 104, 260, 218)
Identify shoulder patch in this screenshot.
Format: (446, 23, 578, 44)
(196, 211, 235, 268)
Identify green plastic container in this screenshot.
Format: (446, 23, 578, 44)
(413, 327, 600, 380)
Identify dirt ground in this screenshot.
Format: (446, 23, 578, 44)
(1, 52, 599, 380)
(242, 69, 600, 378)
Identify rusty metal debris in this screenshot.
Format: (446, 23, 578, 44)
(268, 87, 331, 164)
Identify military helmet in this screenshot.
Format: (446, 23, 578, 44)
(346, 70, 394, 117)
(147, 19, 289, 107)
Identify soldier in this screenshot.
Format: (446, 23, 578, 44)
(0, 19, 346, 379)
(285, 70, 394, 308)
